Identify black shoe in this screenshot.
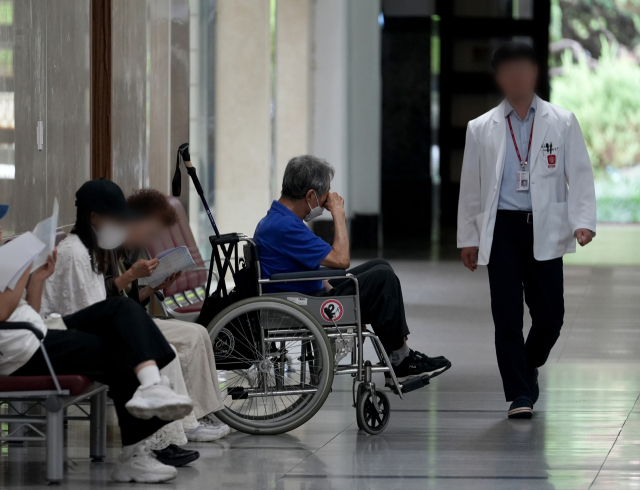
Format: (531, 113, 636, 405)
(508, 396, 533, 419)
(531, 368, 539, 405)
(153, 444, 200, 467)
(411, 349, 447, 362)
(409, 350, 451, 379)
(392, 354, 451, 381)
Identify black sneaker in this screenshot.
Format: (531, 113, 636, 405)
(153, 444, 200, 467)
(531, 368, 539, 405)
(508, 396, 533, 419)
(411, 349, 447, 362)
(392, 353, 451, 381)
(408, 350, 451, 379)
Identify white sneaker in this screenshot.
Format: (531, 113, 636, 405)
(185, 423, 229, 442)
(111, 441, 178, 483)
(201, 413, 232, 436)
(125, 375, 193, 421)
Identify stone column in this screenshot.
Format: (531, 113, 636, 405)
(274, 0, 312, 199)
(214, 0, 271, 236)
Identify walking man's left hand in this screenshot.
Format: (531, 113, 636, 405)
(576, 229, 593, 247)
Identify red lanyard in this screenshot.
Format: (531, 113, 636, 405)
(507, 114, 535, 169)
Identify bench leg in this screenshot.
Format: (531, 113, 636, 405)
(90, 390, 107, 462)
(46, 408, 64, 484)
(8, 401, 24, 444)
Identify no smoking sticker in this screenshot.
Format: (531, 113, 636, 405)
(320, 299, 344, 322)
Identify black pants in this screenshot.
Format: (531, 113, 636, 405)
(314, 259, 410, 352)
(13, 296, 176, 446)
(487, 211, 564, 402)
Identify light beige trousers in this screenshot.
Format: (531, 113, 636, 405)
(153, 318, 223, 419)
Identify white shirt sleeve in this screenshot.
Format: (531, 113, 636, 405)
(41, 235, 107, 317)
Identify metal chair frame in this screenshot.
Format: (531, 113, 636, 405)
(0, 323, 107, 484)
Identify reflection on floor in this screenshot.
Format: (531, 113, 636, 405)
(2, 261, 639, 490)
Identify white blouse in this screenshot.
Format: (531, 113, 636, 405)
(41, 234, 106, 317)
(0, 299, 47, 376)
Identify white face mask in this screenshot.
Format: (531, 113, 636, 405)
(304, 192, 324, 222)
(92, 223, 128, 250)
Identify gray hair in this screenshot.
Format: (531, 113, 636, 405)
(281, 155, 335, 201)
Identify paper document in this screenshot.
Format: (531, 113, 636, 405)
(0, 232, 46, 292)
(148, 246, 197, 288)
(31, 199, 59, 270)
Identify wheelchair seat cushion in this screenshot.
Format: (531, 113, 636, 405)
(0, 375, 92, 396)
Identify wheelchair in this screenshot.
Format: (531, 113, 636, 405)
(202, 233, 430, 436)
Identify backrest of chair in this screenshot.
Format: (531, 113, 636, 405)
(146, 196, 208, 297)
(55, 231, 67, 246)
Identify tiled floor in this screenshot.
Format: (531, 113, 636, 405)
(2, 261, 639, 490)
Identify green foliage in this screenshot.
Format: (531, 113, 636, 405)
(551, 40, 640, 171)
(557, 0, 640, 58)
(551, 38, 640, 222)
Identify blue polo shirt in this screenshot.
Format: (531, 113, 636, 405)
(254, 201, 333, 294)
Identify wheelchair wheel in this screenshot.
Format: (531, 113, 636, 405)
(356, 388, 390, 435)
(208, 297, 334, 435)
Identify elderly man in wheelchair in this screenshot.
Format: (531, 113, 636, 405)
(202, 154, 450, 436)
(254, 155, 451, 382)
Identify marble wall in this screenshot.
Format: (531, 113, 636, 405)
(214, 0, 271, 237)
(311, 0, 349, 211)
(0, 0, 90, 236)
(274, 0, 312, 200)
(112, 0, 148, 193)
(147, 0, 172, 195)
(110, 0, 189, 206)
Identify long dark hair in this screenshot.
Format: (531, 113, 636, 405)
(71, 206, 110, 275)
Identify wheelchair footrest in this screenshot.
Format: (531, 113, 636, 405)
(400, 375, 430, 394)
(228, 387, 249, 400)
(386, 374, 430, 395)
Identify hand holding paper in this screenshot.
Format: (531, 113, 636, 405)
(0, 232, 46, 292)
(147, 246, 196, 289)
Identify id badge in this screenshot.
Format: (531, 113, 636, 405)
(517, 171, 530, 191)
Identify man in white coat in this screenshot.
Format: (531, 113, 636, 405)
(457, 42, 596, 419)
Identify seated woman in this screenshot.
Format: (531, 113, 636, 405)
(254, 155, 451, 383)
(0, 219, 191, 484)
(105, 188, 229, 440)
(41, 180, 228, 447)
(39, 180, 202, 467)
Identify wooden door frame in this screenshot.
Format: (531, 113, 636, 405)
(91, 0, 112, 180)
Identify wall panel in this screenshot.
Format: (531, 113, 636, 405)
(1, 0, 90, 236)
(112, 0, 148, 193)
(214, 0, 271, 237)
(275, 0, 311, 199)
(46, 0, 91, 226)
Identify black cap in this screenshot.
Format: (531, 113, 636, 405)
(75, 179, 139, 220)
(491, 41, 538, 70)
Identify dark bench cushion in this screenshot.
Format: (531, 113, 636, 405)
(0, 375, 92, 396)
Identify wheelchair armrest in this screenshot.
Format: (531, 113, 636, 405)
(0, 321, 45, 341)
(270, 269, 347, 281)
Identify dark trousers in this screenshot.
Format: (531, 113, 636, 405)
(488, 211, 564, 402)
(314, 259, 410, 352)
(13, 297, 176, 446)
